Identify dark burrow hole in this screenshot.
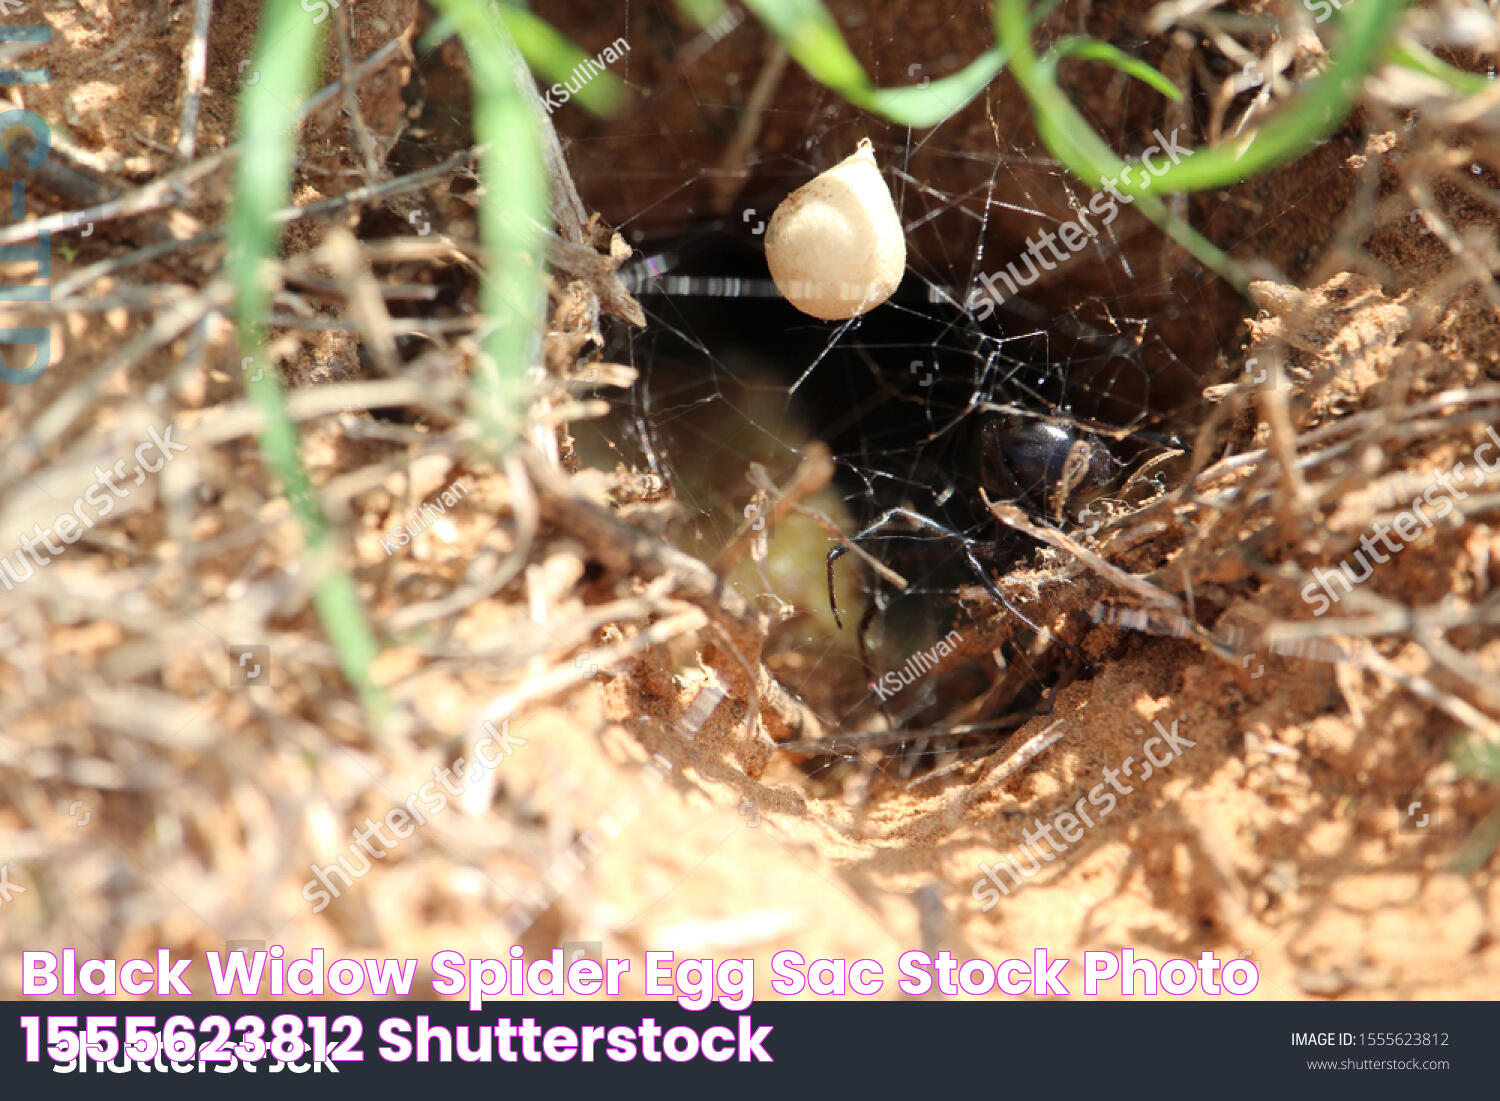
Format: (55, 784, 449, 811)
(375, 11, 1235, 783)
(577, 226, 1206, 783)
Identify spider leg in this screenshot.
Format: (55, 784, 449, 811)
(955, 538, 1095, 667)
(827, 506, 1086, 663)
(953, 537, 1046, 634)
(827, 506, 963, 629)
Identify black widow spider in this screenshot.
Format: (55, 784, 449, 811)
(825, 409, 1120, 643)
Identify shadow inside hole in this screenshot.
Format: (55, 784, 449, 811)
(581, 227, 1201, 773)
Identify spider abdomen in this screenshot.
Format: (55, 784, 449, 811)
(976, 415, 1116, 520)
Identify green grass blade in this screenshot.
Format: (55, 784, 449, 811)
(231, 0, 385, 719)
(741, 0, 869, 93)
(673, 0, 732, 30)
(1141, 0, 1407, 193)
(498, 4, 626, 116)
(1389, 38, 1495, 96)
(862, 51, 1018, 126)
(1052, 35, 1183, 101)
(989, 0, 1413, 292)
(430, 0, 550, 458)
(743, 0, 1060, 128)
(995, 0, 1409, 196)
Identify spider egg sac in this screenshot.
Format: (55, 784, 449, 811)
(763, 138, 906, 321)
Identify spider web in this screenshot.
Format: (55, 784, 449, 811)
(551, 0, 1241, 770)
